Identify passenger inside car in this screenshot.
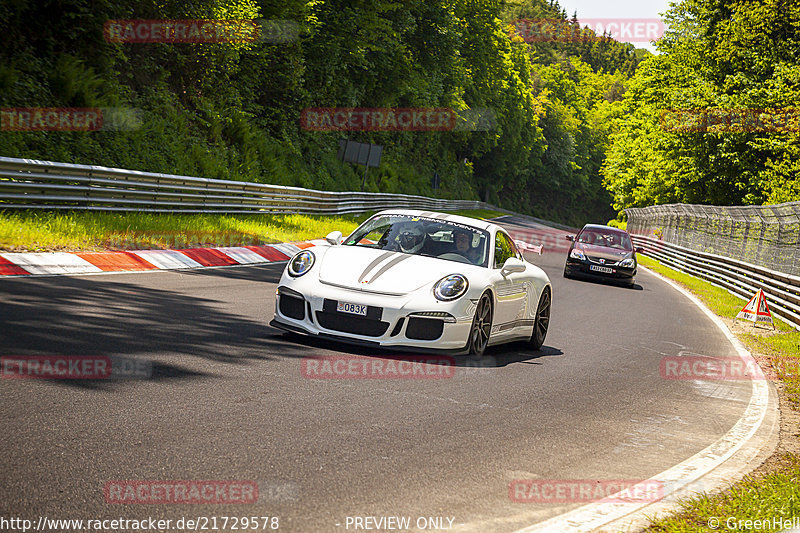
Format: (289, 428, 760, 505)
(452, 228, 482, 265)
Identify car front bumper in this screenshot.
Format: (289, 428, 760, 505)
(271, 283, 477, 353)
(564, 258, 636, 282)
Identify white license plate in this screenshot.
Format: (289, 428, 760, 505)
(337, 301, 368, 316)
(590, 265, 614, 274)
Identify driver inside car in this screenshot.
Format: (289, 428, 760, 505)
(388, 222, 427, 254)
(453, 228, 481, 264)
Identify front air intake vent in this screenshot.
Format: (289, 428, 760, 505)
(279, 294, 305, 320)
(406, 317, 444, 340)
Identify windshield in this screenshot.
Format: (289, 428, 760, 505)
(343, 214, 489, 267)
(576, 229, 632, 251)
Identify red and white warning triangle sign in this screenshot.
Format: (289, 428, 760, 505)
(736, 289, 775, 327)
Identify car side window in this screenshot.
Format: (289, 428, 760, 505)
(494, 232, 515, 268)
(511, 239, 522, 260)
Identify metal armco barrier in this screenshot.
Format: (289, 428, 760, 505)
(632, 234, 800, 331)
(626, 202, 800, 276)
(0, 156, 491, 215)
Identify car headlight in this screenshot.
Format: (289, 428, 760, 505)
(288, 250, 315, 277)
(433, 274, 469, 301)
(619, 257, 636, 268)
(570, 249, 586, 260)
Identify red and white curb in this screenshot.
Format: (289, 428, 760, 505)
(0, 240, 326, 277)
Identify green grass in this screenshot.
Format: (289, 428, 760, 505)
(639, 255, 800, 531)
(0, 210, 371, 252)
(648, 454, 800, 532)
(0, 208, 504, 252)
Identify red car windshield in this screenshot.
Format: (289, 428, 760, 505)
(576, 230, 632, 251)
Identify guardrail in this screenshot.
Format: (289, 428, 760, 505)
(0, 156, 491, 215)
(626, 202, 800, 276)
(632, 234, 800, 331)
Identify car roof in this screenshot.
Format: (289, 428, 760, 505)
(374, 209, 498, 232)
(581, 224, 628, 234)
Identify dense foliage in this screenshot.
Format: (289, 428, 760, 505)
(0, 0, 645, 226)
(603, 0, 800, 215)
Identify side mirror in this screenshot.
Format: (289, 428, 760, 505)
(635, 247, 644, 254)
(325, 231, 343, 245)
(566, 235, 574, 241)
(501, 257, 526, 276)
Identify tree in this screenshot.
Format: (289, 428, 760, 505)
(603, 0, 800, 213)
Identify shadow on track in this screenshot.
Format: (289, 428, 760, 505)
(179, 263, 287, 283)
(0, 266, 294, 389)
(268, 330, 564, 369)
(0, 261, 564, 388)
(563, 274, 645, 291)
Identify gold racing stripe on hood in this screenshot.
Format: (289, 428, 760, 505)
(357, 251, 396, 283)
(361, 254, 412, 284)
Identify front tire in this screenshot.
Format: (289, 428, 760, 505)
(529, 287, 551, 350)
(469, 292, 493, 356)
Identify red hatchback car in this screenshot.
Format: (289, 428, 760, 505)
(563, 224, 643, 288)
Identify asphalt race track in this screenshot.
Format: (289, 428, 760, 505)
(0, 220, 758, 532)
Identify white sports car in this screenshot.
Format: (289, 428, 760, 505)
(270, 210, 552, 355)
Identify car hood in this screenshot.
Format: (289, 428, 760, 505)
(317, 246, 476, 295)
(577, 244, 632, 262)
